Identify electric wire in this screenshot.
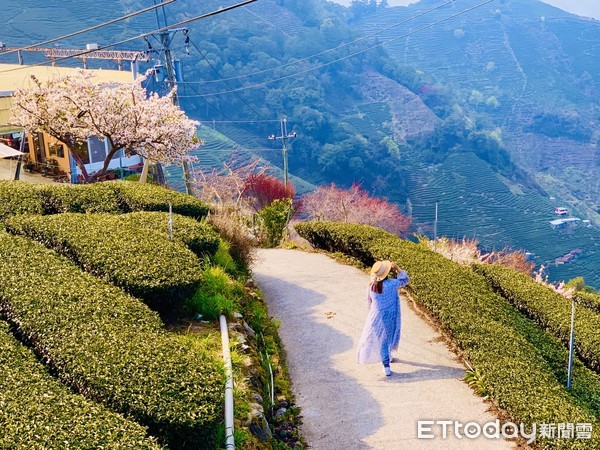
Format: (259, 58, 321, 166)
(0, 0, 176, 57)
(205, 120, 282, 123)
(184, 0, 457, 85)
(179, 0, 496, 98)
(0, 0, 258, 74)
(154, 2, 276, 125)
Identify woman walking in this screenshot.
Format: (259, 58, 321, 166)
(357, 260, 409, 376)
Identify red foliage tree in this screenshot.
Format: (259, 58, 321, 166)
(302, 183, 411, 236)
(244, 174, 296, 212)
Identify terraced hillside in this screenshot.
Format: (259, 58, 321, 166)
(355, 0, 600, 221)
(401, 152, 600, 288)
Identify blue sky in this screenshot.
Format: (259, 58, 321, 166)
(329, 0, 600, 20)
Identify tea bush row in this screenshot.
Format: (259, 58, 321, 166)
(0, 231, 224, 449)
(5, 213, 202, 312)
(0, 321, 161, 449)
(473, 264, 600, 373)
(296, 222, 599, 447)
(574, 291, 600, 314)
(0, 180, 210, 220)
(116, 211, 220, 258)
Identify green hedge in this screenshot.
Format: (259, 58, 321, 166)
(0, 231, 224, 449)
(508, 309, 600, 420)
(575, 291, 600, 314)
(296, 222, 599, 447)
(0, 181, 43, 220)
(111, 181, 210, 219)
(118, 212, 220, 258)
(0, 321, 161, 449)
(0, 180, 210, 221)
(473, 263, 600, 374)
(40, 183, 122, 214)
(5, 213, 202, 312)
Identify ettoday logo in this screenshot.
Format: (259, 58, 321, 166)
(417, 420, 593, 443)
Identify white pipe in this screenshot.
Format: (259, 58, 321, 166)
(219, 314, 235, 449)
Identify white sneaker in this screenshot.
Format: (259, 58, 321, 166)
(383, 366, 392, 377)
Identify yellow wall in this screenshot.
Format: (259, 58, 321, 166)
(28, 133, 71, 175)
(0, 64, 133, 92)
(0, 97, 12, 126)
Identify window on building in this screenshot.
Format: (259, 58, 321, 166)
(73, 141, 90, 165)
(89, 137, 107, 164)
(48, 143, 65, 158)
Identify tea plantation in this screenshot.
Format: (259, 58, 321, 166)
(0, 181, 225, 449)
(296, 221, 600, 449)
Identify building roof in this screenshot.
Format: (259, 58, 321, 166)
(550, 218, 581, 226)
(0, 64, 133, 94)
(0, 64, 134, 127)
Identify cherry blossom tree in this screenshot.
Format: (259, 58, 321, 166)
(302, 183, 411, 236)
(11, 70, 200, 182)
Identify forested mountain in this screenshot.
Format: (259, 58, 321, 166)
(2, 0, 600, 287)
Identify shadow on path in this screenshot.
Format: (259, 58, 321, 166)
(253, 273, 384, 449)
(384, 358, 466, 383)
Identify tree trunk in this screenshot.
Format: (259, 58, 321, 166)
(68, 144, 91, 183)
(89, 147, 121, 182)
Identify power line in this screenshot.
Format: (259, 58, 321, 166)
(0, 0, 176, 58)
(0, 0, 258, 74)
(155, 3, 274, 124)
(183, 0, 457, 85)
(204, 119, 283, 123)
(179, 0, 496, 98)
(195, 148, 283, 152)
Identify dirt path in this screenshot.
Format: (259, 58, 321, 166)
(252, 248, 514, 449)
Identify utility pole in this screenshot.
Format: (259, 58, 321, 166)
(140, 1, 191, 191)
(140, 0, 257, 194)
(434, 200, 438, 253)
(267, 116, 297, 187)
(567, 298, 576, 388)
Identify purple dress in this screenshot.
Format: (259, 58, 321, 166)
(356, 271, 409, 364)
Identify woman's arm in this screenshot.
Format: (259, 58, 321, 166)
(391, 262, 409, 287)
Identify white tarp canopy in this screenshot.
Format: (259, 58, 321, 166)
(0, 142, 23, 159)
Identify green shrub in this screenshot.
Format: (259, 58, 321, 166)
(111, 181, 210, 219)
(473, 263, 600, 374)
(0, 321, 161, 449)
(258, 198, 293, 247)
(211, 239, 238, 274)
(117, 211, 220, 258)
(296, 222, 600, 447)
(207, 212, 256, 272)
(0, 180, 211, 222)
(0, 181, 43, 220)
(575, 291, 600, 314)
(5, 213, 202, 312)
(508, 306, 600, 419)
(40, 183, 122, 214)
(0, 231, 224, 449)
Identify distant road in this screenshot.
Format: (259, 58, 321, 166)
(253, 248, 514, 449)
